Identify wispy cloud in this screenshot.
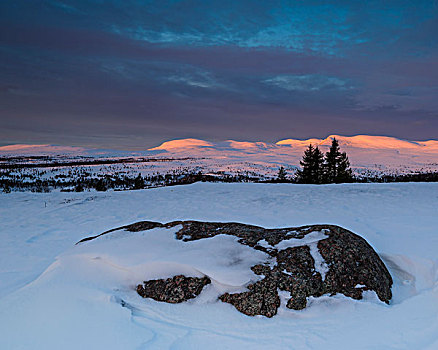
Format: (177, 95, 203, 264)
(263, 74, 352, 92)
(165, 71, 223, 89)
(100, 59, 226, 90)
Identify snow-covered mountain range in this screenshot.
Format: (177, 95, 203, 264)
(1, 135, 437, 177)
(149, 135, 438, 173)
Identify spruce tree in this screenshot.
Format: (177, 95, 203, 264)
(277, 166, 287, 182)
(336, 152, 353, 183)
(296, 144, 314, 183)
(311, 146, 325, 184)
(296, 144, 325, 184)
(324, 138, 353, 183)
(325, 138, 341, 183)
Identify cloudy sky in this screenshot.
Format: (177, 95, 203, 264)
(1, 0, 437, 149)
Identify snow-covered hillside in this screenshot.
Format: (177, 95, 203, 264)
(2, 135, 438, 176)
(0, 144, 135, 158)
(149, 135, 438, 174)
(0, 183, 437, 349)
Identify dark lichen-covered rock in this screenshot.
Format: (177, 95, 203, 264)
(137, 275, 211, 303)
(219, 277, 280, 318)
(317, 226, 393, 303)
(80, 220, 393, 317)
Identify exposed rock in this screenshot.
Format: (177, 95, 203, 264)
(317, 226, 393, 303)
(137, 275, 211, 303)
(80, 220, 393, 317)
(219, 277, 280, 318)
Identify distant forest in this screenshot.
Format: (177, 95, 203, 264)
(1, 167, 437, 194)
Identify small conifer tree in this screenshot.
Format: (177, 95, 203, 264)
(277, 166, 287, 182)
(336, 152, 353, 183)
(133, 173, 145, 189)
(95, 178, 108, 191)
(74, 182, 84, 192)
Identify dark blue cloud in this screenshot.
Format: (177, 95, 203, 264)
(1, 0, 437, 149)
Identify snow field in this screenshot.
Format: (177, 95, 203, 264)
(0, 182, 437, 349)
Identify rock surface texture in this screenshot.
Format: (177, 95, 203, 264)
(79, 221, 393, 317)
(137, 275, 211, 303)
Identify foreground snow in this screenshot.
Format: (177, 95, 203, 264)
(0, 183, 437, 349)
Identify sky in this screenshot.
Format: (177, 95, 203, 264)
(1, 0, 437, 149)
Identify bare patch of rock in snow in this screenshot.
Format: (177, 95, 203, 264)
(79, 220, 393, 318)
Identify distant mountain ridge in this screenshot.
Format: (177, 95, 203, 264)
(277, 135, 438, 150)
(1, 135, 437, 175)
(147, 135, 438, 172)
(151, 135, 438, 152)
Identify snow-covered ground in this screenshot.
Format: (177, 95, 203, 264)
(0, 182, 437, 349)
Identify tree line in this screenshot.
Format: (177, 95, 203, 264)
(0, 170, 262, 193)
